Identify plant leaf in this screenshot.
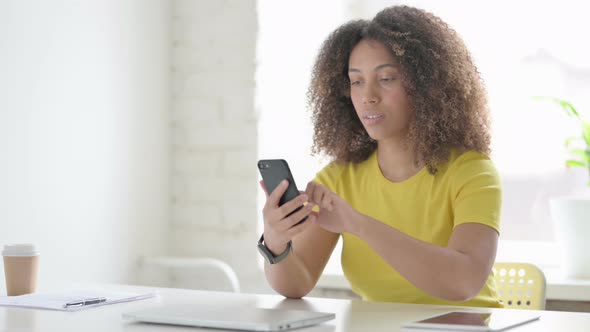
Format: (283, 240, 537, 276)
(583, 120, 590, 146)
(566, 159, 586, 168)
(532, 96, 580, 119)
(560, 100, 579, 118)
(565, 136, 581, 148)
(569, 149, 590, 164)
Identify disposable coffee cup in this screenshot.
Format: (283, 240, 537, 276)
(2, 244, 40, 296)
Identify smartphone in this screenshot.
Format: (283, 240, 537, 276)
(403, 311, 540, 331)
(257, 159, 308, 225)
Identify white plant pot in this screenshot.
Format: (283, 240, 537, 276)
(549, 197, 590, 279)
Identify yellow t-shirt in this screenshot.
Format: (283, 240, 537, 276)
(313, 149, 502, 307)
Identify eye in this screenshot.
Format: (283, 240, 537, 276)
(380, 77, 395, 83)
(350, 80, 362, 86)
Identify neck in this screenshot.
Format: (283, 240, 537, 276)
(376, 140, 423, 182)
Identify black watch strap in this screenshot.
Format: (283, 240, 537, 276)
(257, 234, 292, 264)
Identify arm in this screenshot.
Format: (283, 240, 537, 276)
(350, 217, 497, 302)
(264, 224, 339, 298)
(260, 180, 339, 298)
(306, 181, 498, 302)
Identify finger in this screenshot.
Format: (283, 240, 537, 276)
(277, 194, 308, 219)
(321, 191, 334, 212)
(307, 182, 334, 211)
(305, 182, 319, 204)
(262, 180, 287, 218)
(259, 180, 269, 197)
(308, 182, 326, 207)
(282, 203, 315, 230)
(268, 179, 289, 207)
(286, 214, 315, 237)
(308, 213, 319, 225)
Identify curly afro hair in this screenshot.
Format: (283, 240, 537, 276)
(308, 6, 491, 174)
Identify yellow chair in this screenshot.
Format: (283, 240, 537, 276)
(492, 262, 546, 310)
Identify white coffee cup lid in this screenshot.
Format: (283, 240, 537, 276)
(2, 244, 40, 257)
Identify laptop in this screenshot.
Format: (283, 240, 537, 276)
(123, 304, 335, 331)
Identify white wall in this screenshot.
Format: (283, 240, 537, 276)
(0, 0, 170, 290)
(168, 0, 262, 292)
(256, 0, 350, 282)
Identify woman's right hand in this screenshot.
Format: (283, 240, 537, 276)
(260, 179, 316, 255)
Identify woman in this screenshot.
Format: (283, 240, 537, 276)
(259, 5, 502, 308)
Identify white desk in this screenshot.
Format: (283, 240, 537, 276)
(1, 284, 590, 331)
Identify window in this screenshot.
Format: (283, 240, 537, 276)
(257, 0, 590, 274)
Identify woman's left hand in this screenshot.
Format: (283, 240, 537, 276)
(304, 182, 361, 234)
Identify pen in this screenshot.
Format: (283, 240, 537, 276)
(63, 297, 107, 308)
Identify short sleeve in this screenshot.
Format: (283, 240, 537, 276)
(313, 162, 345, 192)
(451, 153, 502, 234)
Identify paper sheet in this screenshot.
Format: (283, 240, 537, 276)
(0, 290, 157, 311)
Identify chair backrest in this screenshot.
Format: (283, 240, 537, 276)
(138, 256, 241, 293)
(492, 262, 546, 310)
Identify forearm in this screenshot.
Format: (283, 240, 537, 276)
(351, 215, 487, 302)
(264, 248, 315, 298)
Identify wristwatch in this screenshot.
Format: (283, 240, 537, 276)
(257, 234, 292, 264)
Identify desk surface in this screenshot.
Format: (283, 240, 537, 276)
(1, 284, 590, 332)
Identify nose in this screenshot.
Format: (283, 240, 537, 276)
(362, 83, 379, 105)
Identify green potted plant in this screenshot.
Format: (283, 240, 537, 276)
(536, 96, 590, 279)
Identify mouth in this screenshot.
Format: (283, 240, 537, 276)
(362, 113, 385, 125)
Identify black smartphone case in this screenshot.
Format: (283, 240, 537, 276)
(258, 159, 307, 224)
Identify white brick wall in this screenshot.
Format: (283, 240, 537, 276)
(170, 0, 264, 292)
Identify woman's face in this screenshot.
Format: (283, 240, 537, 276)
(348, 39, 412, 143)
